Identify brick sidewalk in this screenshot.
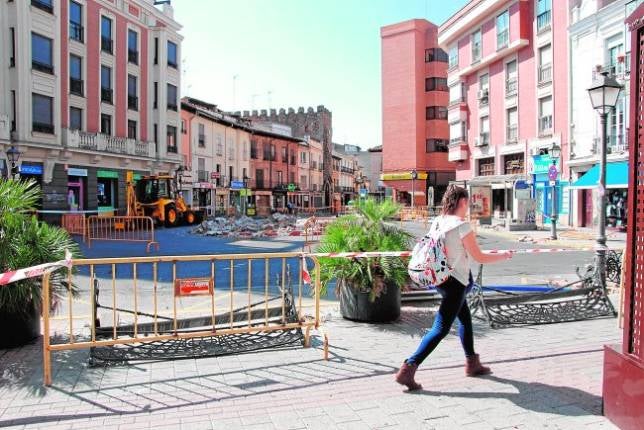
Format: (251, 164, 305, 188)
(0, 305, 620, 430)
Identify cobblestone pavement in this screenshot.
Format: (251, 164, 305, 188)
(0, 303, 621, 430)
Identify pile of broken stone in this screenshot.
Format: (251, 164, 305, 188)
(192, 213, 306, 238)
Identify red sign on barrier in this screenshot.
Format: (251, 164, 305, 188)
(174, 278, 213, 297)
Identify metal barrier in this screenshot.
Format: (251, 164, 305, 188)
(86, 215, 159, 252)
(61, 213, 87, 240)
(302, 216, 327, 252)
(42, 252, 326, 386)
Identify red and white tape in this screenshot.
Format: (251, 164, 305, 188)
(307, 247, 609, 259)
(0, 251, 72, 286)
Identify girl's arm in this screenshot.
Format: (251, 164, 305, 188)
(462, 231, 512, 264)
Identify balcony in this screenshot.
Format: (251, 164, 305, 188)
(101, 37, 113, 54)
(538, 63, 552, 85)
(607, 134, 628, 154)
(595, 60, 630, 81)
(507, 125, 518, 144)
(497, 29, 509, 50)
(128, 95, 138, 111)
(538, 115, 553, 136)
(506, 78, 518, 96)
(448, 141, 469, 162)
(70, 78, 84, 96)
(476, 132, 489, 147)
(63, 128, 157, 158)
(128, 49, 138, 65)
(101, 88, 113, 104)
(537, 10, 551, 33)
(448, 95, 466, 108)
(341, 186, 355, 193)
(341, 166, 355, 174)
(31, 0, 53, 13)
(70, 22, 84, 43)
(197, 170, 210, 182)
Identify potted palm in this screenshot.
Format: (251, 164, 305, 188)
(317, 199, 411, 322)
(0, 179, 80, 348)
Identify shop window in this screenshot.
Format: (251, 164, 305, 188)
(97, 178, 116, 208)
(478, 157, 495, 176)
(504, 153, 524, 174)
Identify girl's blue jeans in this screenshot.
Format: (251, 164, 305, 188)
(406, 275, 475, 365)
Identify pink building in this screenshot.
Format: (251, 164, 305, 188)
(381, 19, 455, 207)
(439, 0, 569, 224)
(0, 0, 182, 214)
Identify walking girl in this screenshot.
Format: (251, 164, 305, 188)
(396, 185, 512, 391)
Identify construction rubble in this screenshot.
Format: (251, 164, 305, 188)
(191, 213, 308, 238)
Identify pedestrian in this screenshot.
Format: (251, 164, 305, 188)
(396, 185, 512, 391)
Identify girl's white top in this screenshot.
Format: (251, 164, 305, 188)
(432, 215, 472, 286)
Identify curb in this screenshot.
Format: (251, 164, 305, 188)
(477, 228, 625, 250)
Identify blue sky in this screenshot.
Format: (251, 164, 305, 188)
(174, 0, 469, 149)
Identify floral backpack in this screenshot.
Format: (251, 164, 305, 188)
(408, 217, 460, 287)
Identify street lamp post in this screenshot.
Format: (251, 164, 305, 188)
(6, 145, 21, 180)
(410, 169, 418, 211)
(587, 71, 623, 288)
(549, 142, 561, 240)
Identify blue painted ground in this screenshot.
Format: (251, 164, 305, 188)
(74, 226, 336, 299)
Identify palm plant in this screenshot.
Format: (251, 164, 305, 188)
(317, 199, 411, 301)
(0, 179, 80, 317)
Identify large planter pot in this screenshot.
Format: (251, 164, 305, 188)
(339, 280, 401, 323)
(0, 304, 41, 348)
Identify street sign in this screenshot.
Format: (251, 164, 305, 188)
(230, 180, 244, 190)
(210, 171, 221, 179)
(548, 164, 558, 181)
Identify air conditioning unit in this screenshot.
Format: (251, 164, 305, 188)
(477, 89, 489, 99)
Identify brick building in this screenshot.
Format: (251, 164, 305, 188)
(381, 19, 455, 207)
(0, 0, 183, 216)
(239, 106, 334, 206)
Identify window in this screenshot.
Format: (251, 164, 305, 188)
(167, 125, 177, 153)
(128, 30, 138, 65)
(426, 106, 447, 120)
(300, 151, 307, 163)
(167, 41, 178, 68)
(250, 140, 258, 159)
(10, 91, 16, 132)
(538, 44, 552, 84)
(539, 96, 553, 135)
(506, 60, 517, 95)
(153, 82, 158, 109)
(31, 0, 53, 14)
(289, 172, 295, 184)
(32, 33, 53, 74)
(242, 168, 247, 180)
(471, 30, 482, 63)
(504, 153, 524, 174)
(497, 11, 509, 49)
(128, 120, 137, 139)
(478, 157, 495, 176)
(198, 123, 205, 147)
(425, 77, 448, 92)
(449, 83, 464, 104)
(607, 41, 625, 75)
(448, 45, 458, 69)
(426, 139, 449, 153)
(479, 73, 489, 105)
(425, 48, 448, 63)
(32, 93, 54, 134)
(282, 146, 288, 162)
(101, 16, 113, 53)
(154, 37, 159, 65)
(101, 114, 112, 135)
(70, 1, 83, 43)
(128, 74, 138, 110)
(479, 116, 490, 145)
(255, 169, 264, 188)
(216, 136, 223, 156)
(537, 0, 551, 32)
(507, 107, 518, 143)
(167, 84, 177, 110)
(9, 28, 15, 67)
(228, 139, 234, 160)
(101, 65, 112, 103)
(70, 55, 83, 96)
(229, 166, 234, 184)
(70, 107, 82, 131)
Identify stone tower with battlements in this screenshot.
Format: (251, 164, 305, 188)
(237, 106, 333, 206)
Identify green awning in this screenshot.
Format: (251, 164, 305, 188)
(97, 170, 119, 179)
(570, 161, 628, 189)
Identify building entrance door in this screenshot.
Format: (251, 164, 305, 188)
(67, 182, 83, 211)
(582, 189, 593, 227)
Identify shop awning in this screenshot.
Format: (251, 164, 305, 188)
(570, 161, 628, 189)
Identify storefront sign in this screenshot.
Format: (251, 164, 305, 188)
(239, 189, 252, 197)
(67, 168, 88, 177)
(19, 164, 43, 175)
(174, 277, 213, 297)
(469, 185, 492, 218)
(210, 171, 221, 179)
(230, 180, 244, 190)
(531, 155, 555, 174)
(381, 171, 429, 181)
(195, 182, 214, 189)
(97, 170, 119, 179)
